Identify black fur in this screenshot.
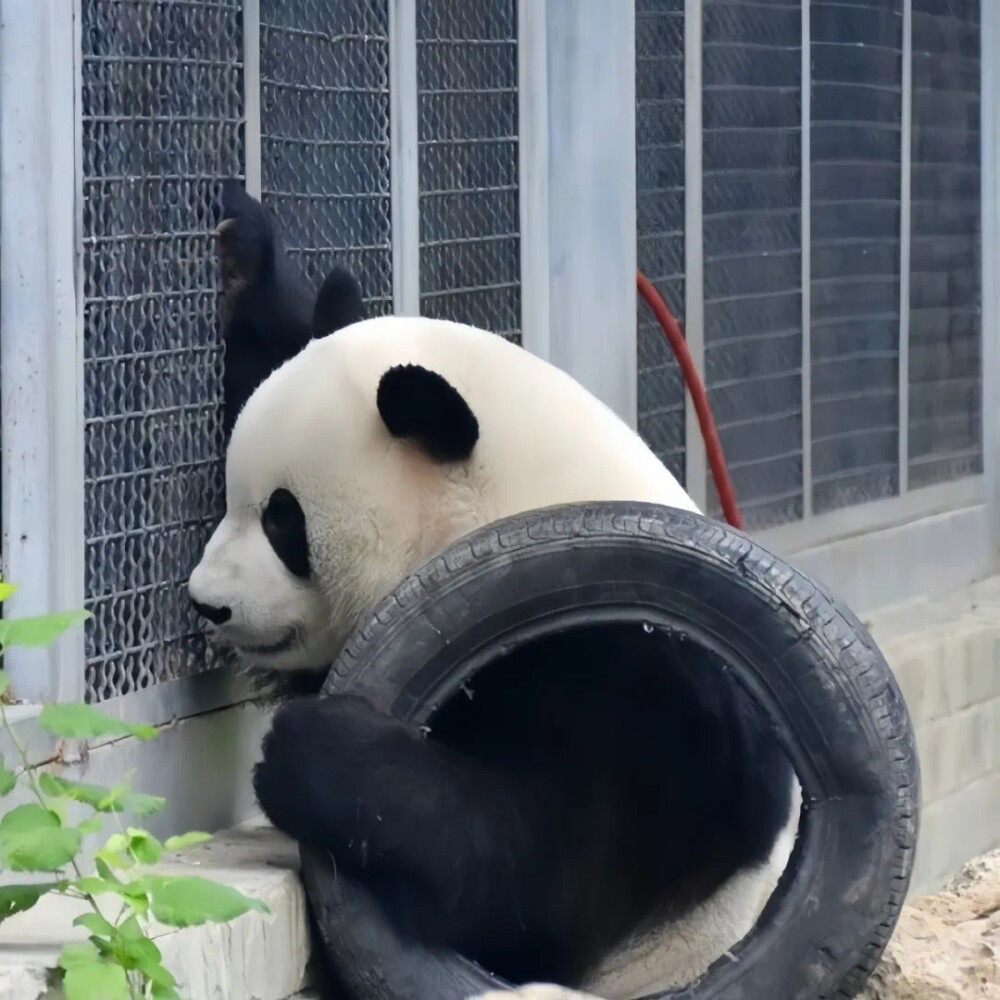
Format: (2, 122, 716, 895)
(376, 365, 480, 462)
(254, 624, 795, 988)
(261, 488, 311, 579)
(215, 180, 365, 439)
(313, 267, 366, 338)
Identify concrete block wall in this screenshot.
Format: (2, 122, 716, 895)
(868, 577, 1000, 893)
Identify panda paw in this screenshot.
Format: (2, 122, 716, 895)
(252, 694, 421, 854)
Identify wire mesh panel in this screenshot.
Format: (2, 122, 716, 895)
(260, 0, 393, 311)
(81, 0, 243, 701)
(702, 0, 803, 528)
(810, 1, 903, 514)
(908, 0, 981, 489)
(417, 0, 520, 340)
(636, 0, 686, 486)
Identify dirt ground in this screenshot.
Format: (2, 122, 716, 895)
(859, 849, 1000, 999)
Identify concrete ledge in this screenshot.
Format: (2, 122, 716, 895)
(0, 820, 309, 1000)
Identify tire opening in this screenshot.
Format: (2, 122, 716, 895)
(423, 620, 799, 992)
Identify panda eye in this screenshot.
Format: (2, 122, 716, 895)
(261, 488, 310, 579)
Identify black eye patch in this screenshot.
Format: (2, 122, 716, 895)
(261, 488, 310, 579)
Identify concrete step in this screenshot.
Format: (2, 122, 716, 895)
(0, 819, 310, 1000)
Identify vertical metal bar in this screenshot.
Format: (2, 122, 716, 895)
(0, 0, 86, 703)
(543, 0, 637, 426)
(898, 0, 913, 495)
(684, 0, 707, 508)
(517, 0, 550, 361)
(243, 0, 262, 198)
(390, 0, 420, 315)
(981, 0, 999, 549)
(800, 0, 812, 519)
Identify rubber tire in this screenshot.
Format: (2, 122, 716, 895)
(302, 501, 920, 1000)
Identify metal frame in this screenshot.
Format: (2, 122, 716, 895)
(517, 0, 550, 361)
(982, 0, 1000, 549)
(800, 0, 812, 520)
(389, 0, 420, 316)
(898, 0, 912, 497)
(0, 0, 87, 704)
(674, 0, 998, 615)
(242, 0, 262, 199)
(541, 0, 637, 425)
(683, 0, 706, 507)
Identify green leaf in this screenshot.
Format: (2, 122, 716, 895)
(114, 928, 162, 973)
(152, 983, 181, 1000)
(123, 828, 163, 865)
(118, 914, 145, 940)
(44, 797, 71, 828)
(0, 804, 82, 872)
(69, 876, 117, 897)
(101, 786, 166, 818)
(143, 959, 176, 989)
(0, 581, 19, 603)
(59, 942, 130, 1000)
(39, 703, 157, 742)
(73, 912, 116, 938)
(96, 832, 134, 870)
(77, 816, 103, 835)
(38, 773, 165, 817)
(59, 941, 102, 970)
(0, 882, 60, 923)
(146, 875, 269, 928)
(118, 878, 150, 917)
(40, 773, 99, 805)
(163, 831, 212, 853)
(0, 610, 90, 649)
(95, 856, 121, 884)
(95, 851, 132, 871)
(0, 755, 17, 796)
(60, 956, 130, 1000)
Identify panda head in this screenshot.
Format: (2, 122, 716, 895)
(188, 319, 488, 674)
(188, 315, 694, 676)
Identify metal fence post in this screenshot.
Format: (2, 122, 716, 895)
(0, 0, 86, 704)
(542, 0, 637, 427)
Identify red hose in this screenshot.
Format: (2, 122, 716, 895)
(636, 270, 744, 530)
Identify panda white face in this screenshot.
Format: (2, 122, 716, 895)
(188, 316, 697, 673)
(188, 484, 333, 670)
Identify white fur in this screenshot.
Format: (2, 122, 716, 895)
(188, 315, 799, 996)
(473, 988, 602, 1000)
(189, 315, 696, 671)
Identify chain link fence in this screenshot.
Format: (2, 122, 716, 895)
(49, 0, 994, 705)
(811, 1, 902, 514)
(417, 0, 520, 340)
(702, 0, 803, 528)
(636, 0, 687, 486)
(260, 0, 393, 311)
(909, 0, 981, 488)
(81, 0, 243, 702)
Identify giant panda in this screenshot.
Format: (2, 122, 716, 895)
(192, 192, 801, 998)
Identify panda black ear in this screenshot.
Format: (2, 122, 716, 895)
(312, 266, 366, 338)
(376, 365, 479, 462)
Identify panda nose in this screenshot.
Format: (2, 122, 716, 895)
(191, 599, 232, 626)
